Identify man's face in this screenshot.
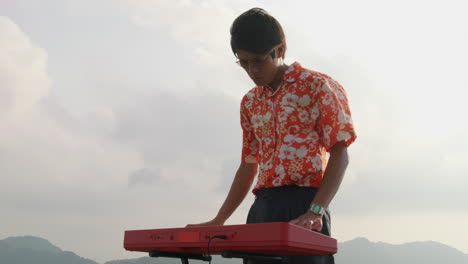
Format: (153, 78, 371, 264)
(236, 47, 282, 87)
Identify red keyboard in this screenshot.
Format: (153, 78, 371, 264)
(124, 222, 337, 257)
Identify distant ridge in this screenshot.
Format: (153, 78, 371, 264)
(2, 235, 62, 253)
(0, 236, 98, 264)
(335, 237, 468, 264)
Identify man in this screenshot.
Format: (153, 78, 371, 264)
(186, 7, 357, 264)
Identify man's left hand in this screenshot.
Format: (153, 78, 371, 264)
(289, 211, 323, 231)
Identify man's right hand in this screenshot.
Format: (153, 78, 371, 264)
(184, 162, 257, 229)
(185, 218, 225, 228)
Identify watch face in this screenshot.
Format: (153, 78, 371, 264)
(312, 205, 321, 213)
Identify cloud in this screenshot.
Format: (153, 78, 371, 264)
(0, 11, 251, 261)
(128, 167, 161, 187)
(126, 0, 257, 64)
(327, 55, 468, 215)
(0, 17, 147, 260)
(0, 16, 50, 119)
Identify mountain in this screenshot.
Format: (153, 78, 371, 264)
(2, 235, 467, 264)
(2, 236, 62, 254)
(334, 237, 468, 264)
(0, 236, 98, 264)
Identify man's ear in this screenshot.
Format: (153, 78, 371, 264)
(277, 44, 285, 59)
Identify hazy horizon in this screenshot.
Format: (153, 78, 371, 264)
(2, 234, 467, 264)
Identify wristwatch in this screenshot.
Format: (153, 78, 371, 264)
(308, 204, 325, 216)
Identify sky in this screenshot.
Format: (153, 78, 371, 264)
(1, 0, 467, 262)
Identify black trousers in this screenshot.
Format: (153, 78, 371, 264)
(244, 185, 335, 264)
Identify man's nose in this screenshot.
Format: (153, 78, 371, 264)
(248, 64, 261, 74)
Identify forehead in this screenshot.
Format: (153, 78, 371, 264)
(236, 49, 267, 60)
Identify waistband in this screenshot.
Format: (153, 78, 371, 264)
(255, 184, 318, 197)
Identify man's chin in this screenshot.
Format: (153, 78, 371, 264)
(253, 80, 267, 87)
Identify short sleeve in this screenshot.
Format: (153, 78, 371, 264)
(240, 94, 259, 163)
(316, 78, 357, 151)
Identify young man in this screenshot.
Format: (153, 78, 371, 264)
(187, 7, 357, 264)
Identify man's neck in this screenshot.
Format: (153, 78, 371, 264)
(268, 64, 288, 91)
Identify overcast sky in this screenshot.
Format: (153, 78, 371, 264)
(1, 0, 467, 263)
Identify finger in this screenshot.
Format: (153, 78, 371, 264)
(292, 218, 308, 227)
(307, 220, 314, 229)
(291, 220, 304, 228)
(296, 219, 311, 229)
(289, 218, 300, 225)
(311, 221, 322, 231)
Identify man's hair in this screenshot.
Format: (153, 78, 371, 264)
(230, 8, 287, 59)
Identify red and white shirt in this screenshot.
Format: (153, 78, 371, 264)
(240, 62, 357, 195)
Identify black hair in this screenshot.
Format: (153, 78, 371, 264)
(230, 8, 287, 59)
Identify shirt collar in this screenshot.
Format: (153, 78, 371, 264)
(283, 61, 300, 82)
(260, 61, 301, 96)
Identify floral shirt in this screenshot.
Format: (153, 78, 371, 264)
(240, 62, 357, 195)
